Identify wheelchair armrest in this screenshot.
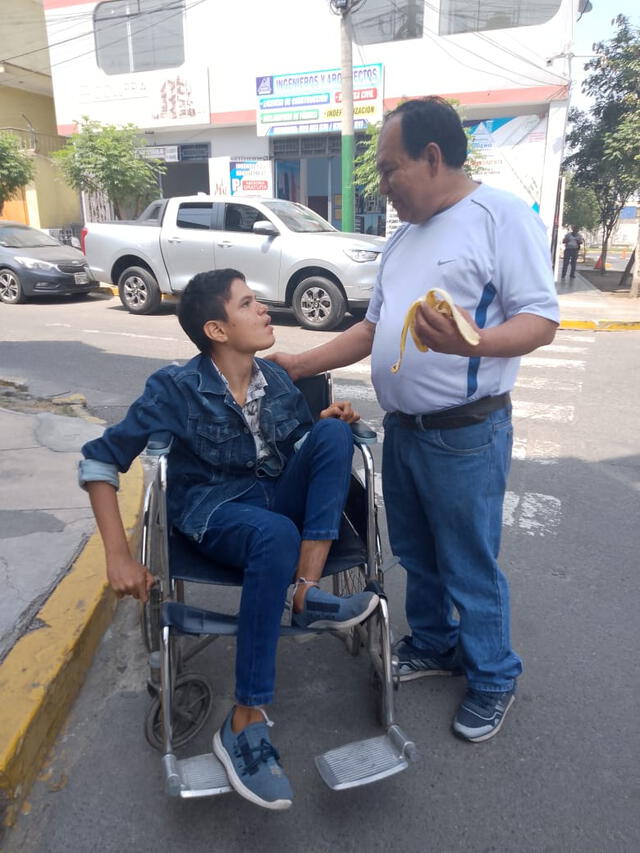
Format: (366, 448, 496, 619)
(350, 419, 377, 446)
(145, 431, 174, 456)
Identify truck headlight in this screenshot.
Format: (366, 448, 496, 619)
(15, 256, 58, 271)
(344, 248, 380, 263)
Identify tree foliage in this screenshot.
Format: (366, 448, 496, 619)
(53, 118, 165, 219)
(0, 133, 35, 215)
(564, 15, 640, 272)
(563, 173, 599, 232)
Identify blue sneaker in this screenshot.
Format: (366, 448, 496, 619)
(394, 636, 463, 682)
(213, 708, 293, 810)
(453, 688, 516, 742)
(291, 584, 379, 630)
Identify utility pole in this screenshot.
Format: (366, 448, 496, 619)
(331, 0, 359, 232)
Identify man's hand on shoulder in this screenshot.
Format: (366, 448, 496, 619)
(414, 301, 482, 357)
(265, 351, 302, 381)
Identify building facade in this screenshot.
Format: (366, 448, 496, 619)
(43, 0, 582, 240)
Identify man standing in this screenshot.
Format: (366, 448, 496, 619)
(270, 97, 558, 742)
(561, 225, 584, 279)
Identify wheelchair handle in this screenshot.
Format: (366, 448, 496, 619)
(350, 420, 377, 446)
(146, 431, 174, 456)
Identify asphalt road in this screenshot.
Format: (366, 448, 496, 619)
(2, 294, 640, 853)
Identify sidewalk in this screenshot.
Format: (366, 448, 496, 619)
(0, 276, 638, 832)
(0, 388, 143, 833)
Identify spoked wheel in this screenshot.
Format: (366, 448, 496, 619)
(144, 672, 213, 751)
(0, 268, 25, 304)
(292, 277, 346, 331)
(333, 565, 368, 655)
(368, 605, 399, 727)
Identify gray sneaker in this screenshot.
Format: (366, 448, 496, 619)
(453, 688, 516, 742)
(213, 707, 292, 810)
(394, 636, 464, 682)
(291, 585, 379, 630)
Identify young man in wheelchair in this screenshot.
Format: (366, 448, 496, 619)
(79, 268, 379, 810)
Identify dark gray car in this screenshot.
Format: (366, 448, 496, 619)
(0, 222, 96, 305)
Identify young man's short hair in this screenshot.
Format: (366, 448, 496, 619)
(178, 268, 246, 353)
(387, 97, 468, 169)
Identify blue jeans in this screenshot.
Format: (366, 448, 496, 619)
(382, 407, 522, 692)
(194, 418, 353, 706)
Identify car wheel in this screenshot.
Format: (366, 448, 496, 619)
(118, 266, 161, 314)
(292, 276, 346, 331)
(0, 268, 25, 304)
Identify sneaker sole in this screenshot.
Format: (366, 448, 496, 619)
(399, 668, 462, 682)
(304, 593, 380, 631)
(212, 731, 292, 810)
(452, 694, 515, 743)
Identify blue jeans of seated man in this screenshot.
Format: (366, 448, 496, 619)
(382, 407, 522, 693)
(193, 418, 353, 707)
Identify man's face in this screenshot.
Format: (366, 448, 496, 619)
(376, 115, 437, 224)
(217, 278, 274, 353)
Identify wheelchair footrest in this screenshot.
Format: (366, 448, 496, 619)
(164, 752, 232, 798)
(314, 724, 416, 791)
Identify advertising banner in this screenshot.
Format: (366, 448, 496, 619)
(209, 157, 274, 198)
(255, 64, 383, 136)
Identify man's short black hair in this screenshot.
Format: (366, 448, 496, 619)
(178, 268, 246, 353)
(386, 97, 468, 168)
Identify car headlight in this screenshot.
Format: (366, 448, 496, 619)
(15, 256, 59, 271)
(344, 248, 380, 263)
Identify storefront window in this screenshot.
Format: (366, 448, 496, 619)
(94, 0, 185, 75)
(439, 0, 562, 35)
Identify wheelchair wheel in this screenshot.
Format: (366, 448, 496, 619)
(140, 582, 162, 653)
(333, 565, 367, 655)
(144, 672, 213, 751)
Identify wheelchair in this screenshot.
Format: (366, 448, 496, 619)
(138, 373, 416, 798)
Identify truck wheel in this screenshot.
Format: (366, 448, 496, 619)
(292, 276, 346, 331)
(118, 266, 162, 314)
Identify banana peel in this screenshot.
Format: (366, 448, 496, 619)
(390, 288, 481, 374)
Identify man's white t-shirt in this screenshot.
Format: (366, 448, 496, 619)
(366, 183, 559, 415)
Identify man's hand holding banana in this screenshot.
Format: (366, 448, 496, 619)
(391, 288, 482, 373)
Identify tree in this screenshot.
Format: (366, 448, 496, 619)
(0, 132, 35, 215)
(563, 15, 640, 274)
(562, 173, 599, 232)
(54, 118, 165, 219)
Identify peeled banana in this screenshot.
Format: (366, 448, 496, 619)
(390, 288, 481, 374)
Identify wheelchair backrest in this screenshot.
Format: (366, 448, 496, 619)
(294, 373, 332, 421)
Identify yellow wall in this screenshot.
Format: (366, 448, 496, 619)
(0, 87, 81, 226)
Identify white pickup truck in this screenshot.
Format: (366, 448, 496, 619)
(82, 195, 385, 330)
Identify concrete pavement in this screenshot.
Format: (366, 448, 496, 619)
(0, 273, 639, 833)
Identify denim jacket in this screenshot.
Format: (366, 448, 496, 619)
(79, 354, 313, 543)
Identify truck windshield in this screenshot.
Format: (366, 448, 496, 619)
(262, 201, 335, 233)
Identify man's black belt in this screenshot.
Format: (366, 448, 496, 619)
(395, 393, 511, 431)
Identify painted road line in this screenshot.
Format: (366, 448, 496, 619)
(334, 363, 372, 376)
(541, 344, 589, 353)
(555, 333, 596, 343)
(515, 375, 583, 392)
(521, 356, 585, 370)
(503, 491, 562, 536)
(513, 437, 560, 464)
(512, 401, 575, 422)
(333, 382, 377, 401)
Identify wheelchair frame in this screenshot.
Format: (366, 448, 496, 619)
(139, 373, 416, 797)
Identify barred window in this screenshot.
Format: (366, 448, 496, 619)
(94, 0, 185, 75)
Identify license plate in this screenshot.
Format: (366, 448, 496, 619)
(74, 272, 89, 284)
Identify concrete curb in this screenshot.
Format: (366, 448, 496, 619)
(0, 461, 144, 830)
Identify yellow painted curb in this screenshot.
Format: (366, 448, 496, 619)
(0, 461, 144, 829)
(560, 320, 640, 331)
(96, 284, 178, 304)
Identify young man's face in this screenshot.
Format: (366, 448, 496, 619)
(216, 278, 274, 354)
(377, 115, 439, 224)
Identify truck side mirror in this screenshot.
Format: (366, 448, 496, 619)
(252, 220, 279, 237)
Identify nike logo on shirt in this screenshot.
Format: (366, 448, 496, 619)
(437, 259, 456, 265)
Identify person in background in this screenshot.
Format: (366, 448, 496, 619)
(561, 225, 584, 280)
